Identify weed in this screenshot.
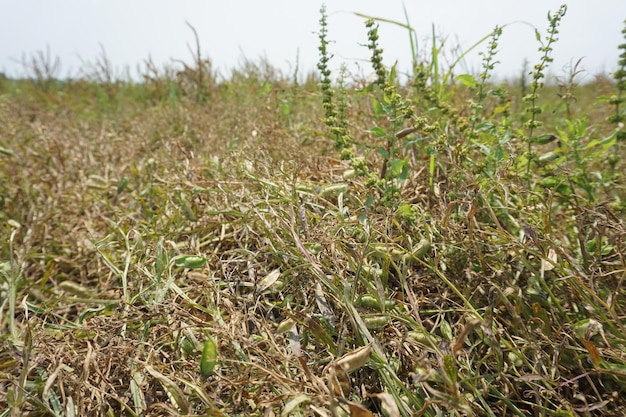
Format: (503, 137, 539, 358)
(521, 5, 567, 176)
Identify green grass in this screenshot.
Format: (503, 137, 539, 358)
(1, 8, 626, 417)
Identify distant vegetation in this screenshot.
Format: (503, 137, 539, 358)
(1, 5, 625, 416)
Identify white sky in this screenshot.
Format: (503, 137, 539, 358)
(1, 1, 625, 82)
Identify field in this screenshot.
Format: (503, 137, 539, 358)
(1, 7, 626, 417)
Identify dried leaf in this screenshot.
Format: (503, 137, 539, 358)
(467, 201, 477, 221)
(315, 282, 336, 327)
(277, 318, 297, 334)
(298, 313, 337, 354)
(451, 319, 481, 355)
(327, 362, 351, 397)
(369, 392, 400, 417)
(145, 365, 190, 413)
(281, 394, 311, 417)
(335, 344, 372, 375)
(130, 365, 146, 414)
(258, 268, 281, 292)
(581, 338, 601, 367)
(344, 399, 374, 417)
(542, 247, 558, 272)
(288, 321, 302, 357)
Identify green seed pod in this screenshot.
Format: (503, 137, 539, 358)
(342, 169, 357, 180)
(363, 315, 390, 330)
(175, 255, 207, 269)
(180, 337, 195, 356)
(116, 176, 129, 194)
(356, 295, 395, 312)
(537, 151, 560, 164)
(200, 336, 218, 377)
(533, 134, 558, 145)
(318, 183, 349, 197)
(356, 294, 381, 310)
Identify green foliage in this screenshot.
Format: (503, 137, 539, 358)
(313, 4, 626, 416)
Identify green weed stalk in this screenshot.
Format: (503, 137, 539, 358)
(522, 5, 567, 176)
(608, 19, 626, 175)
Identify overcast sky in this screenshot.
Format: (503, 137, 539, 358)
(1, 1, 625, 82)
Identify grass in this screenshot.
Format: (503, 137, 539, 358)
(1, 7, 626, 417)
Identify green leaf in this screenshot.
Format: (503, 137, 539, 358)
(455, 74, 477, 88)
(370, 97, 384, 115)
(389, 158, 409, 180)
(377, 147, 390, 159)
(585, 131, 617, 151)
(156, 237, 167, 276)
(370, 126, 387, 138)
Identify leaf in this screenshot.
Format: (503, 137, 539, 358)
(377, 147, 390, 159)
(541, 248, 557, 272)
(145, 365, 190, 413)
(369, 97, 384, 116)
(537, 151, 560, 164)
(200, 336, 218, 376)
(581, 338, 601, 367)
(388, 158, 408, 179)
(455, 74, 477, 88)
(363, 315, 390, 330)
(344, 399, 374, 417)
(370, 126, 387, 137)
(585, 131, 617, 152)
(302, 314, 337, 354)
(277, 318, 297, 334)
(335, 344, 372, 375)
(315, 282, 336, 327)
(258, 268, 281, 292)
(130, 365, 147, 414)
(281, 394, 311, 417)
(395, 127, 418, 139)
(369, 392, 400, 417)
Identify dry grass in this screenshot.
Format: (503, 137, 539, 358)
(1, 24, 626, 417)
